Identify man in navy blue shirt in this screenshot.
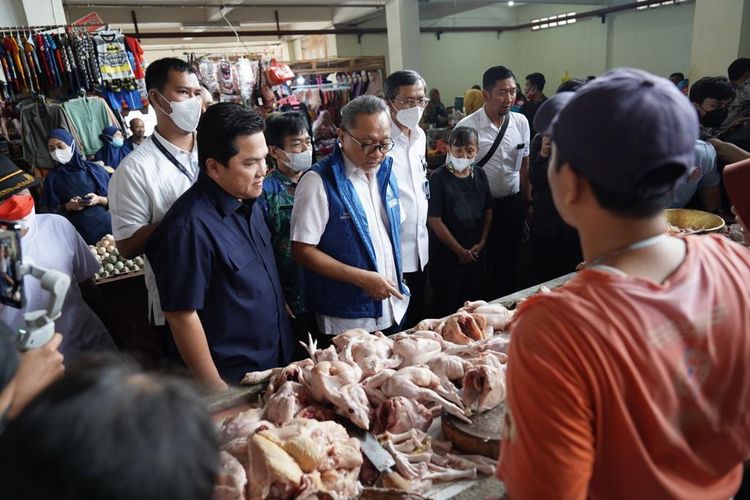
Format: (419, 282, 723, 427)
(146, 103, 293, 391)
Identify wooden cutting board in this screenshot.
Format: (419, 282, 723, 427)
(442, 403, 505, 459)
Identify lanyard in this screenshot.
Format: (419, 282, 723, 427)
(586, 233, 668, 269)
(151, 135, 196, 182)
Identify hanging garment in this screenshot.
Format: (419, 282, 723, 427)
(20, 101, 82, 169)
(63, 96, 117, 155)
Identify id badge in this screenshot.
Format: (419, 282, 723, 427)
(422, 179, 430, 200)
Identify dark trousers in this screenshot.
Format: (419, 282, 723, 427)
(429, 255, 488, 318)
(530, 232, 583, 284)
(488, 193, 525, 298)
(403, 268, 427, 329)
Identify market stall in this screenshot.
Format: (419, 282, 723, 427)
(206, 272, 576, 500)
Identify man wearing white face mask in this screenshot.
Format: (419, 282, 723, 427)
(109, 58, 203, 353)
(262, 112, 314, 359)
(384, 70, 429, 328)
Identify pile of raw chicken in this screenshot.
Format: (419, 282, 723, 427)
(214, 300, 514, 500)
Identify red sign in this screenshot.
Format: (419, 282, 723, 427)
(72, 12, 104, 33)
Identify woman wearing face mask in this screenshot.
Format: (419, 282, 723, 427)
(93, 126, 133, 170)
(427, 126, 493, 317)
(43, 129, 112, 245)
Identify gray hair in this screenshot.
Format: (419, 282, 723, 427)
(341, 95, 389, 131)
(383, 70, 427, 101)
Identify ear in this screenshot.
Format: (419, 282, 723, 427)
(337, 128, 346, 144)
(268, 145, 285, 163)
(482, 89, 490, 103)
(559, 163, 581, 206)
(204, 158, 223, 181)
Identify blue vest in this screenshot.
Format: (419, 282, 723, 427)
(304, 146, 407, 319)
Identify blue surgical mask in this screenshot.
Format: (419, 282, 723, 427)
(112, 138, 124, 147)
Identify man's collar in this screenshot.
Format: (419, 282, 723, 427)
(270, 167, 297, 185)
(390, 119, 406, 142)
(340, 148, 380, 179)
(153, 127, 196, 155)
(198, 173, 245, 218)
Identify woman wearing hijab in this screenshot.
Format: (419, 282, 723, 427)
(43, 129, 112, 245)
(93, 126, 132, 170)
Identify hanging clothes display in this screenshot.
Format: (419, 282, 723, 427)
(195, 55, 258, 105)
(20, 97, 83, 169)
(92, 30, 142, 112)
(63, 95, 118, 156)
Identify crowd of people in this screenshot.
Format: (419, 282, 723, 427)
(0, 54, 749, 499)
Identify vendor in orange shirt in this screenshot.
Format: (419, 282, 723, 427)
(499, 68, 750, 500)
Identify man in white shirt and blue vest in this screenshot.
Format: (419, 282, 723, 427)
(291, 95, 409, 342)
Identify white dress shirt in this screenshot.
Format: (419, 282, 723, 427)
(456, 106, 530, 199)
(387, 120, 429, 273)
(291, 151, 409, 335)
(109, 128, 198, 326)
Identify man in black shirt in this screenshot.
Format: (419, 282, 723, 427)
(521, 72, 547, 138)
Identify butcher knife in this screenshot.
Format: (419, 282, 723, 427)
(346, 425, 396, 474)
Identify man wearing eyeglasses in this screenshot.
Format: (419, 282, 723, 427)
(291, 95, 409, 341)
(384, 70, 429, 328)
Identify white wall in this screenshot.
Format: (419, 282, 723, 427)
(1, 0, 31, 26)
(335, 1, 696, 102)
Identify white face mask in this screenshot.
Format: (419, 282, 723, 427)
(447, 154, 473, 172)
(282, 149, 313, 173)
(51, 145, 74, 165)
(156, 91, 202, 133)
(17, 206, 36, 232)
(396, 106, 425, 130)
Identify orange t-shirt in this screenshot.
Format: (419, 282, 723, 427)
(499, 235, 750, 500)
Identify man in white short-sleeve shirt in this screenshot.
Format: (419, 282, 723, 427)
(456, 65, 531, 297)
(384, 70, 429, 328)
(109, 58, 203, 329)
(291, 95, 409, 339)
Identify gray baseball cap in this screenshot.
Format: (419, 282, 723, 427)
(550, 68, 698, 194)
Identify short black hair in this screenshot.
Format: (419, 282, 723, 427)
(448, 126, 478, 149)
(145, 57, 197, 92)
(483, 66, 516, 91)
(689, 76, 736, 104)
(556, 153, 684, 218)
(471, 84, 481, 90)
(0, 357, 219, 500)
(670, 72, 685, 81)
(383, 70, 427, 101)
(525, 72, 546, 92)
(197, 103, 265, 171)
(557, 79, 587, 93)
(728, 58, 750, 82)
(265, 112, 308, 148)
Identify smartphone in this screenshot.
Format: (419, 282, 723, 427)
(0, 221, 23, 308)
(723, 158, 750, 228)
(82, 194, 95, 205)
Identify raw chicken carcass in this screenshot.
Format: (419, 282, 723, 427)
(427, 354, 470, 383)
(391, 336, 443, 366)
(462, 364, 507, 415)
(264, 381, 312, 425)
(247, 432, 304, 500)
(441, 312, 487, 345)
(338, 332, 400, 377)
(213, 451, 248, 500)
(219, 408, 265, 444)
(373, 396, 433, 434)
(306, 361, 370, 429)
(365, 367, 470, 423)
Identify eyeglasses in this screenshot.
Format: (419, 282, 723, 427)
(391, 97, 429, 107)
(343, 129, 395, 155)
